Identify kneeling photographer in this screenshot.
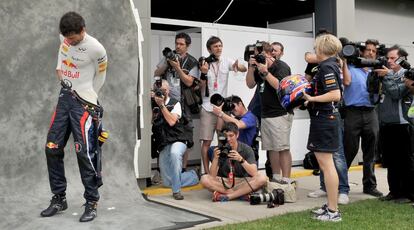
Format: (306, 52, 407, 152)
(151, 80, 199, 200)
(200, 122, 267, 202)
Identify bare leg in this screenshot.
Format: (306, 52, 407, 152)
(201, 140, 212, 174)
(269, 150, 281, 175)
(279, 149, 292, 178)
(316, 152, 339, 211)
(226, 174, 268, 200)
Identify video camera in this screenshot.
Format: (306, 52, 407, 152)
(244, 41, 266, 65)
(217, 134, 232, 159)
(162, 47, 179, 62)
(210, 94, 235, 112)
(340, 40, 387, 69)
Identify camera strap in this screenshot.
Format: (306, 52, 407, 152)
(221, 159, 235, 190)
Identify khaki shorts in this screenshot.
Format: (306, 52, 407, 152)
(199, 108, 218, 141)
(261, 114, 293, 151)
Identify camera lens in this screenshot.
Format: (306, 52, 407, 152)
(210, 94, 224, 106)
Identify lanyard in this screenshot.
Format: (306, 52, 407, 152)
(211, 61, 220, 91)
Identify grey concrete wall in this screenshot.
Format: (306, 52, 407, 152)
(0, 0, 138, 202)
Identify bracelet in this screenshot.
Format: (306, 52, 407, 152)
(159, 104, 165, 109)
(240, 158, 245, 164)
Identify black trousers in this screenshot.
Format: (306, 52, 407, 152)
(343, 107, 378, 190)
(45, 88, 102, 202)
(380, 124, 414, 200)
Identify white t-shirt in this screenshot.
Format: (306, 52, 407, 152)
(56, 33, 107, 104)
(201, 57, 234, 112)
(165, 98, 182, 118)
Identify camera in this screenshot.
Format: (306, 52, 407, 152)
(198, 54, 218, 67)
(244, 40, 264, 62)
(396, 57, 414, 81)
(210, 94, 235, 112)
(250, 189, 285, 206)
(162, 47, 179, 62)
(217, 134, 232, 159)
(340, 40, 388, 69)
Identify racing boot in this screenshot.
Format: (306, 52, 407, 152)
(40, 194, 68, 217)
(79, 201, 98, 222)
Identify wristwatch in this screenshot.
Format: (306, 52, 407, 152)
(240, 158, 245, 164)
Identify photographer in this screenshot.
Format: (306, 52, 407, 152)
(154, 32, 199, 172)
(200, 122, 267, 202)
(151, 80, 199, 200)
(245, 41, 293, 184)
(211, 95, 258, 147)
(342, 39, 383, 198)
(271, 42, 284, 60)
(374, 45, 414, 203)
(199, 36, 247, 174)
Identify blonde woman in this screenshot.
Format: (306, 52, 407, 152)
(303, 34, 342, 222)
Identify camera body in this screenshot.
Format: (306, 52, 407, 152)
(217, 134, 232, 159)
(162, 47, 179, 62)
(250, 189, 285, 206)
(341, 41, 387, 69)
(210, 93, 235, 112)
(244, 40, 264, 62)
(198, 54, 218, 67)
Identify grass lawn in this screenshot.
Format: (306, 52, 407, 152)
(210, 199, 414, 230)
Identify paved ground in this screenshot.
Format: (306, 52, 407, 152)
(147, 167, 389, 229)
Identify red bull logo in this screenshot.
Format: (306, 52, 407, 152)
(46, 142, 59, 149)
(61, 59, 80, 78)
(62, 59, 78, 69)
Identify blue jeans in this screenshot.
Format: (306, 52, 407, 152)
(159, 142, 199, 193)
(320, 120, 350, 194)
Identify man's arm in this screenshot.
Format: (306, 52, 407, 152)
(342, 62, 352, 86)
(56, 44, 63, 81)
(93, 44, 107, 94)
(212, 105, 247, 129)
(229, 149, 258, 177)
(209, 148, 220, 177)
(232, 60, 247, 72)
(154, 97, 180, 126)
(168, 59, 196, 87)
(257, 63, 280, 90)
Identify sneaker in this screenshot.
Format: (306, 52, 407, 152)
(308, 189, 327, 198)
(311, 204, 327, 215)
(40, 194, 68, 217)
(79, 201, 97, 222)
(363, 188, 383, 197)
(338, 193, 349, 205)
(173, 192, 184, 200)
(212, 191, 229, 202)
(314, 209, 342, 222)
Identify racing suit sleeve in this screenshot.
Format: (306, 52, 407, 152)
(93, 45, 108, 95)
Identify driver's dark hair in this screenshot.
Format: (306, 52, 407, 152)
(222, 122, 239, 135)
(59, 12, 85, 36)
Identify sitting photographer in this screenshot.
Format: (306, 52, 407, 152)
(151, 80, 199, 200)
(200, 122, 267, 202)
(374, 45, 414, 203)
(154, 32, 200, 172)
